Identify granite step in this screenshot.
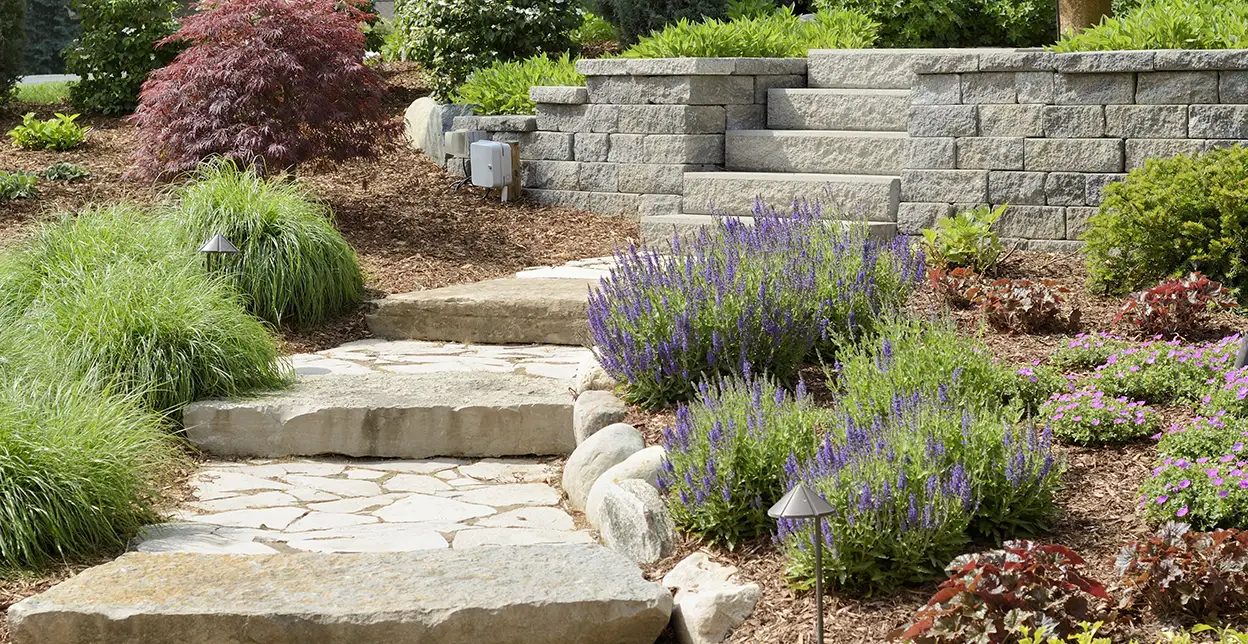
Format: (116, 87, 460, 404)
(7, 545, 672, 644)
(767, 88, 910, 131)
(682, 171, 899, 221)
(640, 213, 898, 247)
(725, 129, 909, 175)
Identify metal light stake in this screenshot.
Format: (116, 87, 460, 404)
(1236, 333, 1248, 370)
(769, 483, 837, 644)
(198, 233, 239, 274)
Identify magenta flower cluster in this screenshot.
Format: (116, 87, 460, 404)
(1042, 387, 1156, 445)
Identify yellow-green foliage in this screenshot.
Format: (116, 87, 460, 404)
(454, 53, 584, 116)
(1052, 0, 1248, 52)
(621, 6, 877, 58)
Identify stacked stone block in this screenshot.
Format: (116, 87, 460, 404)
(901, 49, 1248, 248)
(451, 58, 807, 219)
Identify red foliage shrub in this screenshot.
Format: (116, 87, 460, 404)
(927, 266, 980, 309)
(969, 278, 1080, 333)
(129, 0, 400, 179)
(1114, 272, 1235, 336)
(1115, 522, 1248, 623)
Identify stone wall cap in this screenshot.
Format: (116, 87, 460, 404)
(1054, 50, 1156, 73)
(576, 58, 737, 76)
(1154, 49, 1248, 70)
(530, 85, 589, 105)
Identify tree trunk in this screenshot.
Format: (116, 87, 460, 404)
(1059, 0, 1114, 34)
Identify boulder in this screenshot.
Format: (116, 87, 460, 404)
(562, 423, 644, 512)
(575, 356, 618, 394)
(403, 97, 437, 151)
(663, 552, 761, 644)
(8, 545, 673, 644)
(600, 479, 677, 565)
(586, 445, 667, 528)
(573, 390, 629, 444)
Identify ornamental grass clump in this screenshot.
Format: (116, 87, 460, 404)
(589, 200, 924, 408)
(659, 376, 825, 547)
(169, 161, 364, 328)
(1042, 388, 1160, 446)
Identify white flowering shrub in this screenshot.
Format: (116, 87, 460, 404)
(392, 0, 580, 99)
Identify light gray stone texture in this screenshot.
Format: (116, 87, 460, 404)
(752, 74, 805, 103)
(617, 163, 699, 195)
(573, 391, 629, 444)
(1136, 71, 1218, 104)
(641, 135, 724, 164)
(1002, 238, 1085, 252)
(563, 423, 644, 511)
(1154, 50, 1248, 71)
(1054, 51, 1155, 73)
(587, 75, 753, 105)
(807, 49, 923, 89)
(424, 103, 476, 166)
(957, 137, 1023, 170)
(1066, 206, 1099, 240)
(8, 546, 673, 644)
(1016, 71, 1056, 104)
(1221, 71, 1248, 103)
(988, 171, 1047, 205)
(979, 50, 1055, 72)
(520, 132, 574, 161)
(575, 356, 616, 394)
(522, 160, 579, 191)
(577, 57, 735, 76)
(908, 105, 977, 137)
(995, 205, 1066, 239)
(1024, 138, 1124, 173)
(1044, 172, 1086, 206)
(912, 52, 980, 74)
(638, 194, 684, 218)
(977, 104, 1044, 137)
(725, 130, 908, 175)
(682, 172, 898, 220)
(616, 105, 725, 134)
(1085, 173, 1126, 206)
(1054, 73, 1135, 104)
(606, 135, 644, 164)
(453, 115, 538, 133)
(912, 74, 961, 105)
(1125, 138, 1205, 170)
(599, 480, 677, 566)
(404, 97, 437, 151)
(897, 202, 953, 235)
(1203, 139, 1248, 152)
(901, 169, 988, 203)
(527, 189, 641, 216)
(1042, 105, 1105, 138)
(586, 446, 667, 529)
(769, 88, 909, 131)
(530, 85, 588, 105)
(1191, 105, 1248, 139)
(536, 104, 620, 133)
(1105, 105, 1188, 138)
(908, 138, 957, 169)
(663, 553, 761, 644)
(579, 163, 619, 193)
(725, 104, 766, 130)
(961, 72, 1018, 104)
(574, 132, 610, 162)
(733, 58, 807, 75)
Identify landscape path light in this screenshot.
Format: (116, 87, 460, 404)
(769, 482, 837, 644)
(198, 233, 239, 275)
(1236, 333, 1248, 370)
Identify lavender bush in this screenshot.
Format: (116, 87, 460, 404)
(588, 200, 924, 408)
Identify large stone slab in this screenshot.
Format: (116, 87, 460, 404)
(682, 171, 899, 221)
(183, 372, 575, 458)
(8, 546, 673, 644)
(766, 88, 909, 132)
(367, 278, 598, 346)
(724, 130, 908, 175)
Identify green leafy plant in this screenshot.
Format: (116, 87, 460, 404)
(1051, 332, 1134, 371)
(1015, 362, 1074, 415)
(1092, 336, 1239, 406)
(814, 0, 1055, 48)
(1083, 146, 1248, 299)
(922, 204, 1004, 272)
(727, 0, 776, 19)
(1052, 0, 1248, 52)
(1115, 273, 1236, 336)
(1042, 387, 1160, 446)
(1142, 414, 1248, 529)
(1116, 523, 1248, 623)
(168, 161, 364, 328)
(454, 53, 584, 116)
(42, 162, 91, 181)
(571, 10, 617, 44)
(65, 0, 182, 115)
(621, 6, 877, 58)
(594, 0, 728, 45)
(927, 266, 980, 309)
(0, 0, 23, 105)
(7, 112, 89, 151)
(891, 542, 1113, 644)
(970, 278, 1080, 334)
(0, 171, 39, 201)
(391, 0, 580, 100)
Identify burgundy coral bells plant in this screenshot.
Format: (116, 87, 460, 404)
(129, 0, 400, 179)
(1114, 272, 1235, 336)
(1115, 523, 1248, 623)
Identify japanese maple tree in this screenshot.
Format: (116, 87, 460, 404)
(129, 0, 399, 179)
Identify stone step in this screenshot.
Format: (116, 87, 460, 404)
(725, 130, 908, 175)
(7, 545, 673, 644)
(640, 214, 898, 247)
(806, 48, 977, 89)
(183, 371, 577, 459)
(682, 171, 899, 221)
(366, 277, 598, 346)
(767, 88, 910, 132)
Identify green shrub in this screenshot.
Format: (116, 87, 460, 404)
(7, 112, 89, 151)
(571, 10, 617, 44)
(65, 0, 181, 115)
(169, 162, 364, 328)
(22, 0, 80, 76)
(1051, 332, 1134, 371)
(1041, 388, 1160, 446)
(727, 0, 777, 19)
(659, 377, 824, 547)
(455, 53, 584, 117)
(0, 204, 292, 414)
(922, 204, 1004, 272)
(42, 161, 91, 181)
(621, 7, 877, 58)
(391, 0, 580, 100)
(0, 0, 23, 105)
(0, 171, 39, 201)
(813, 0, 1054, 48)
(1092, 336, 1238, 406)
(1083, 146, 1248, 299)
(1052, 0, 1248, 52)
(594, 0, 729, 46)
(1014, 362, 1072, 414)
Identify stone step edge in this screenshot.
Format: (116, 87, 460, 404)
(680, 172, 900, 219)
(640, 214, 897, 246)
(683, 171, 900, 184)
(726, 129, 911, 139)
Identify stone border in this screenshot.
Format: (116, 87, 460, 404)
(917, 49, 1248, 74)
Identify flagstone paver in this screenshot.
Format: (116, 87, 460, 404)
(290, 340, 595, 379)
(139, 457, 591, 554)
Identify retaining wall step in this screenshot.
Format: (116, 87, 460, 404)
(366, 277, 596, 346)
(682, 171, 899, 221)
(183, 371, 576, 459)
(640, 214, 898, 247)
(7, 545, 673, 644)
(807, 48, 1008, 89)
(767, 88, 910, 131)
(725, 130, 909, 175)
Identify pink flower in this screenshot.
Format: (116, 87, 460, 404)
(1177, 506, 1189, 517)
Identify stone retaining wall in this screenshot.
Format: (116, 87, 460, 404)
(900, 49, 1248, 250)
(448, 58, 807, 218)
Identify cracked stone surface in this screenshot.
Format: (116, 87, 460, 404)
(290, 340, 594, 379)
(138, 457, 591, 554)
